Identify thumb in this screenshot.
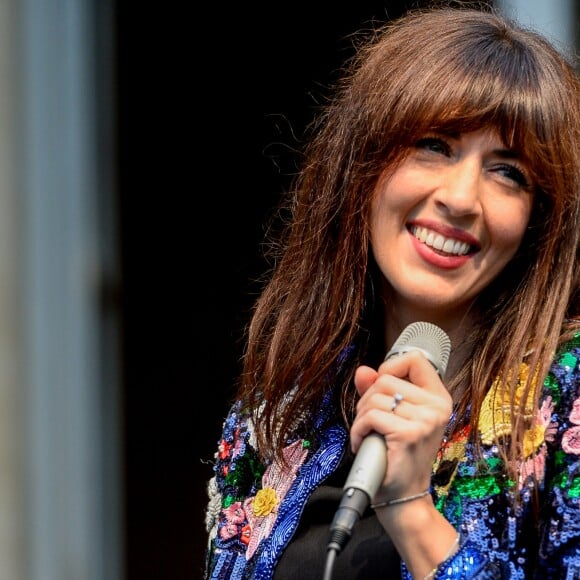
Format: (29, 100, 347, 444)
(354, 365, 379, 397)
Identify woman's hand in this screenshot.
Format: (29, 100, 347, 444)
(350, 350, 453, 501)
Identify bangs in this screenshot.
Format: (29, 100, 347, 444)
(395, 51, 551, 170)
(369, 15, 577, 198)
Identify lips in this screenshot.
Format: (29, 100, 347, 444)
(409, 225, 473, 256)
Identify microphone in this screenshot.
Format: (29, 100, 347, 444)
(326, 322, 451, 558)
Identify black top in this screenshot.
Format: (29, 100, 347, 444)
(274, 452, 401, 580)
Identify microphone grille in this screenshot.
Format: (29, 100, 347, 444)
(386, 321, 451, 379)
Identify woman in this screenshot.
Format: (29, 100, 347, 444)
(204, 5, 580, 579)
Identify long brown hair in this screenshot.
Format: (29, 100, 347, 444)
(237, 5, 580, 470)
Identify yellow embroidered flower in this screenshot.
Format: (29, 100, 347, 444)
(252, 486, 278, 517)
(243, 439, 308, 560)
(522, 424, 546, 457)
(479, 363, 540, 451)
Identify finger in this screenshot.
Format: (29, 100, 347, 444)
(389, 392, 405, 414)
(378, 349, 447, 395)
(350, 399, 418, 453)
(351, 389, 450, 457)
(354, 379, 413, 430)
(355, 370, 451, 431)
(354, 365, 379, 397)
(349, 406, 399, 452)
(356, 373, 412, 412)
(356, 384, 419, 427)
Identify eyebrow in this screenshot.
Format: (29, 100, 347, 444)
(493, 148, 522, 160)
(432, 130, 524, 160)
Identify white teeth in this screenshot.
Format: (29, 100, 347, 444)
(442, 239, 455, 253)
(410, 226, 470, 256)
(432, 234, 445, 250)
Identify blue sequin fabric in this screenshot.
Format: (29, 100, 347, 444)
(204, 334, 580, 579)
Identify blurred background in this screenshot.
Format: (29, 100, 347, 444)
(0, 1, 575, 579)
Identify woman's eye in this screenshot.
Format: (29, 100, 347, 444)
(415, 137, 451, 156)
(496, 164, 529, 188)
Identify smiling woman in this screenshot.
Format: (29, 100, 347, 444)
(371, 129, 534, 319)
(203, 4, 580, 579)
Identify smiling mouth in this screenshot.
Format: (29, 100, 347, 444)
(409, 225, 473, 256)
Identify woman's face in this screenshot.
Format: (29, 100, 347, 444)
(370, 129, 534, 322)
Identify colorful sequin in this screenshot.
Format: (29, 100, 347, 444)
(205, 334, 580, 579)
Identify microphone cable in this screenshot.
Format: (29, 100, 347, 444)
(322, 544, 338, 580)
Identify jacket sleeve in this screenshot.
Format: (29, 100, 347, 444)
(399, 533, 498, 579)
(401, 335, 580, 579)
(204, 401, 265, 579)
(535, 341, 580, 577)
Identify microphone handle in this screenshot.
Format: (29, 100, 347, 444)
(327, 432, 387, 552)
(342, 431, 387, 498)
(327, 322, 450, 559)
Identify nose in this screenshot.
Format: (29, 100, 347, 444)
(434, 159, 482, 217)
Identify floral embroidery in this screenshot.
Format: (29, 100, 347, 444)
(435, 379, 556, 499)
(252, 487, 278, 517)
(511, 396, 556, 489)
(569, 397, 580, 425)
(561, 397, 580, 455)
(438, 425, 471, 463)
(522, 425, 546, 457)
(522, 395, 556, 457)
(240, 523, 251, 546)
(517, 443, 547, 488)
(219, 438, 232, 460)
(205, 333, 580, 579)
(562, 426, 580, 454)
(206, 335, 580, 580)
(219, 502, 245, 540)
(243, 438, 308, 559)
(479, 362, 539, 449)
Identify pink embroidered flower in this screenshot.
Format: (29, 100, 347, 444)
(522, 396, 556, 457)
(517, 444, 547, 489)
(224, 502, 245, 524)
(538, 396, 555, 430)
(560, 397, 580, 455)
(562, 425, 580, 455)
(219, 520, 238, 541)
(569, 397, 580, 425)
(243, 439, 308, 560)
(219, 502, 246, 540)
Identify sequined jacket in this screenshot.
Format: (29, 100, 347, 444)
(204, 334, 580, 579)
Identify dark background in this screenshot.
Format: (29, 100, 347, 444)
(114, 2, 492, 578)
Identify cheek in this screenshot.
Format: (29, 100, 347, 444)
(370, 173, 417, 231)
(372, 165, 418, 209)
(370, 188, 390, 243)
(488, 198, 532, 257)
(370, 194, 403, 251)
